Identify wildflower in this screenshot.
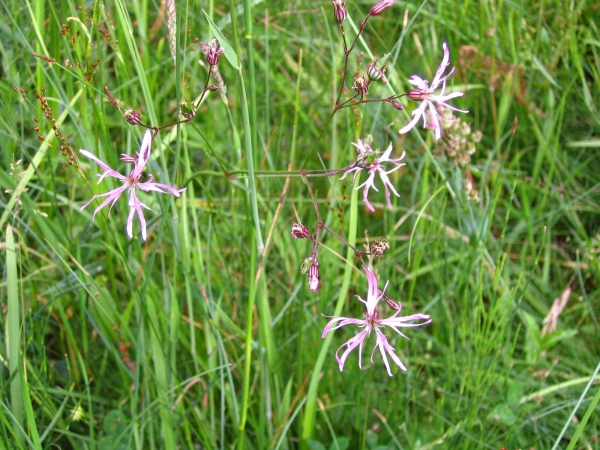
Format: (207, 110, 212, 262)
(291, 222, 310, 239)
(322, 265, 431, 376)
(399, 43, 468, 140)
(80, 129, 186, 241)
(341, 140, 405, 212)
(370, 0, 396, 16)
(332, 0, 347, 24)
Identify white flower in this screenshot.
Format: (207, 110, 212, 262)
(341, 140, 405, 212)
(399, 43, 468, 140)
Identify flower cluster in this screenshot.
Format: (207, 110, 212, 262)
(287, 3, 476, 376)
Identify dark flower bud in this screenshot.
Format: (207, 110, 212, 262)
(407, 88, 428, 101)
(332, 0, 347, 24)
(291, 222, 310, 239)
(371, 239, 390, 256)
(370, 0, 396, 16)
(123, 109, 141, 125)
(384, 294, 402, 310)
(208, 85, 219, 92)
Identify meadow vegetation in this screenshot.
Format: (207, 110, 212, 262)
(0, 0, 599, 449)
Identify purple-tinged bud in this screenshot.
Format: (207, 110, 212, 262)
(371, 239, 390, 256)
(390, 100, 404, 110)
(206, 39, 224, 66)
(353, 76, 370, 95)
(208, 85, 219, 92)
(291, 222, 310, 239)
(332, 0, 347, 24)
(308, 262, 320, 292)
(123, 109, 141, 125)
(407, 88, 428, 101)
(384, 294, 402, 310)
(370, 0, 396, 16)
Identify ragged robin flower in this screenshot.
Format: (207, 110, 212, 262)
(341, 139, 405, 212)
(80, 130, 186, 241)
(399, 43, 468, 140)
(322, 265, 431, 376)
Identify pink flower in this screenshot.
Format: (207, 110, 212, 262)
(341, 140, 405, 212)
(80, 130, 186, 241)
(322, 265, 431, 376)
(399, 43, 468, 140)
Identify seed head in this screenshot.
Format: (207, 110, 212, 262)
(353, 76, 370, 95)
(371, 239, 390, 256)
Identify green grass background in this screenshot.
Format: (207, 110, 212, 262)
(0, 0, 599, 449)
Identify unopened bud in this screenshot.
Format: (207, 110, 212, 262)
(390, 100, 404, 110)
(123, 109, 141, 125)
(208, 85, 219, 92)
(206, 39, 224, 66)
(308, 263, 320, 292)
(291, 222, 310, 239)
(407, 88, 428, 101)
(353, 76, 370, 95)
(370, 0, 396, 16)
(371, 239, 390, 256)
(384, 294, 402, 310)
(332, 0, 347, 24)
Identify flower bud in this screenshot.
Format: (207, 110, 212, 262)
(370, 0, 396, 16)
(123, 109, 141, 125)
(300, 256, 320, 292)
(384, 294, 402, 310)
(332, 0, 347, 24)
(407, 88, 428, 101)
(206, 39, 224, 66)
(291, 222, 309, 239)
(371, 239, 390, 256)
(208, 85, 219, 92)
(390, 100, 404, 110)
(308, 263, 320, 292)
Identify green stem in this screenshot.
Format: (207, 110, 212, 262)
(300, 173, 360, 448)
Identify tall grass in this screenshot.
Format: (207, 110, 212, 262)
(0, 0, 599, 449)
